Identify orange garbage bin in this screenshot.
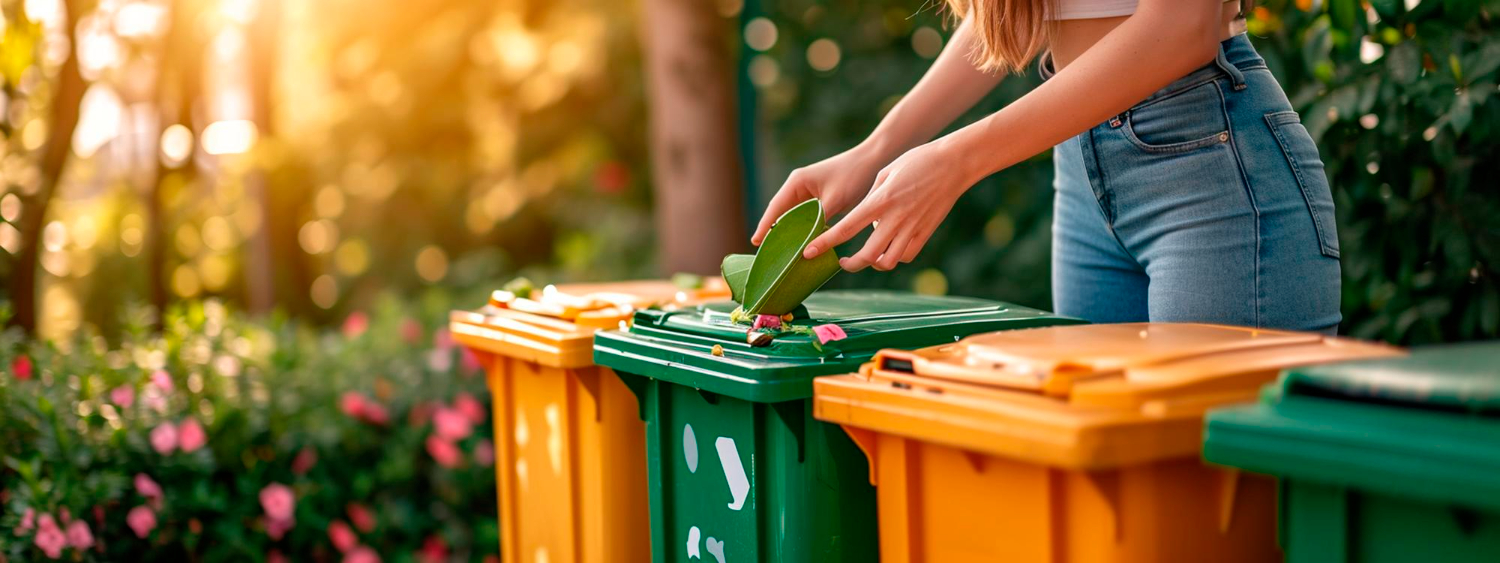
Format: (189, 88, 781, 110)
(452, 280, 728, 563)
(812, 323, 1403, 563)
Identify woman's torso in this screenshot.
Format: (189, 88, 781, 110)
(1050, 1, 1247, 70)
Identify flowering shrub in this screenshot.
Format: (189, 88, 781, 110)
(0, 297, 499, 562)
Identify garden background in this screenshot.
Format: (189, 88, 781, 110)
(1, 0, 1497, 560)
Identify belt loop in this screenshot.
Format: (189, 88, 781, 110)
(1215, 45, 1247, 91)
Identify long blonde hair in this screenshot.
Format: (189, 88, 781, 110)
(945, 0, 1053, 74)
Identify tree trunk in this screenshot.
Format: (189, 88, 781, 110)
(143, 0, 203, 328)
(242, 0, 281, 314)
(7, 0, 87, 333)
(639, 0, 747, 275)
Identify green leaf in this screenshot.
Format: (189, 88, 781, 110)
(720, 253, 755, 303)
(738, 199, 841, 316)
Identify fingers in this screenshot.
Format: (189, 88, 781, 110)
(839, 221, 900, 272)
(804, 201, 877, 259)
(753, 175, 808, 246)
(873, 229, 914, 271)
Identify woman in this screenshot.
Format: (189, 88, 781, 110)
(754, 0, 1342, 333)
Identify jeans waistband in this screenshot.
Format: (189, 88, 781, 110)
(1040, 33, 1266, 109)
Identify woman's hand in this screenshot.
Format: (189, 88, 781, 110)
(804, 138, 979, 272)
(751, 142, 894, 247)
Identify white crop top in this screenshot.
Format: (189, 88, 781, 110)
(1051, 0, 1236, 21)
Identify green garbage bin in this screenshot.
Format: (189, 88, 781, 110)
(1204, 342, 1500, 563)
(593, 290, 1084, 563)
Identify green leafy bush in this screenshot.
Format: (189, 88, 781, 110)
(754, 0, 1499, 344)
(0, 297, 499, 562)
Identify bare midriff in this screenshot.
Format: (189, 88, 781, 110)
(1050, 1, 1247, 70)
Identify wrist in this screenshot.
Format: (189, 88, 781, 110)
(857, 129, 911, 164)
(930, 132, 994, 191)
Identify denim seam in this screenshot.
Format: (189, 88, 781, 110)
(1122, 81, 1232, 154)
(1264, 111, 1340, 259)
(1222, 80, 1263, 328)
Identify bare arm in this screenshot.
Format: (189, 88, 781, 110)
(862, 18, 1005, 159)
(751, 18, 1002, 244)
(807, 0, 1225, 270)
(939, 0, 1222, 184)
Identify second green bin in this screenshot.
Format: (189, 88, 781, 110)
(593, 290, 1084, 562)
(1205, 342, 1500, 563)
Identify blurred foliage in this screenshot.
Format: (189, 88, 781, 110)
(1, 295, 499, 561)
(753, 0, 1499, 344)
(0, 0, 657, 338)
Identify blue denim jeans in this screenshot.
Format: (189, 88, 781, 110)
(1048, 34, 1342, 333)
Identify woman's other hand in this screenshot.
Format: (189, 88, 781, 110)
(751, 142, 894, 247)
(804, 138, 978, 272)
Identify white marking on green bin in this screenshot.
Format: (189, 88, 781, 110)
(717, 437, 749, 511)
(686, 526, 701, 559)
(684, 424, 699, 473)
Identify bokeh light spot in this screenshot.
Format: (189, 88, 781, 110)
(913, 268, 948, 296)
(310, 275, 338, 309)
(160, 124, 194, 167)
(415, 245, 448, 283)
(912, 27, 943, 59)
(807, 38, 841, 72)
(745, 18, 777, 51)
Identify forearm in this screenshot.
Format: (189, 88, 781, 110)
(941, 2, 1223, 183)
(863, 18, 1004, 159)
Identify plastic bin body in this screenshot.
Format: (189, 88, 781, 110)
(593, 290, 1085, 563)
(1205, 342, 1500, 563)
(813, 323, 1403, 563)
(452, 280, 726, 563)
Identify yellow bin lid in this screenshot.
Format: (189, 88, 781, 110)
(451, 279, 730, 369)
(814, 323, 1404, 469)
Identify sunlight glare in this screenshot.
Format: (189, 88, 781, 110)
(202, 120, 259, 155)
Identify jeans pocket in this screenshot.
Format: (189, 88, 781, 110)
(1265, 110, 1340, 258)
(1122, 80, 1231, 154)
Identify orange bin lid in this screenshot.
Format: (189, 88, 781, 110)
(813, 323, 1405, 469)
(451, 279, 730, 369)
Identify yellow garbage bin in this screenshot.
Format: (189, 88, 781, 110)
(813, 323, 1403, 563)
(452, 280, 728, 563)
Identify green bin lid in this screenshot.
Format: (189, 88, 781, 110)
(592, 289, 1084, 403)
(1204, 343, 1500, 511)
(1281, 341, 1500, 413)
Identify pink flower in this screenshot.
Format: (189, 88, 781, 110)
(433, 328, 453, 352)
(134, 473, 163, 499)
(344, 546, 381, 563)
(346, 503, 375, 533)
(401, 318, 423, 344)
(126, 506, 156, 539)
(150, 423, 179, 454)
(33, 514, 65, 559)
(110, 385, 135, 408)
(292, 447, 318, 475)
(812, 324, 848, 344)
(267, 551, 289, 563)
(17, 507, 34, 534)
(343, 312, 370, 339)
(360, 402, 390, 425)
(426, 350, 453, 372)
(151, 370, 174, 393)
(751, 314, 782, 330)
(432, 407, 473, 441)
(474, 438, 495, 467)
(340, 392, 368, 417)
(425, 436, 462, 468)
(11, 355, 33, 381)
(56, 507, 69, 524)
(461, 348, 481, 373)
(419, 535, 449, 563)
(65, 520, 93, 549)
(265, 516, 294, 540)
(328, 520, 358, 553)
(177, 419, 207, 453)
(453, 393, 486, 424)
(259, 483, 295, 522)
